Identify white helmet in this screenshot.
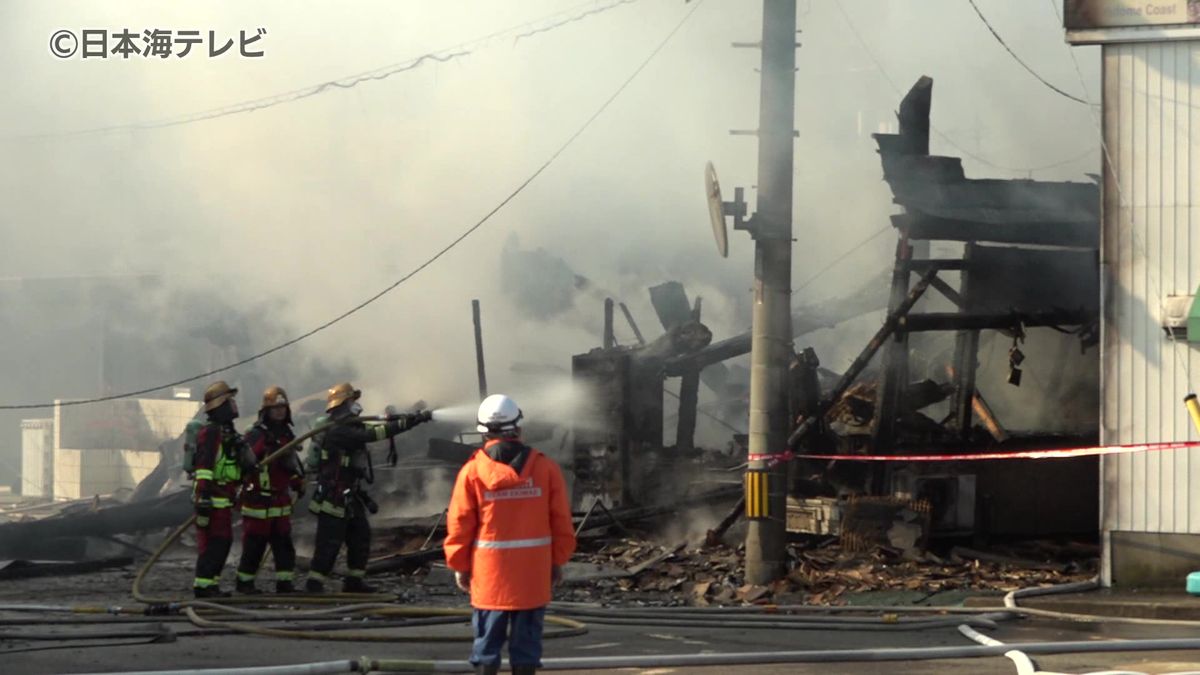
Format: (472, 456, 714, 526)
(477, 394, 522, 433)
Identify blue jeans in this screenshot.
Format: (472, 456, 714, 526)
(470, 607, 546, 667)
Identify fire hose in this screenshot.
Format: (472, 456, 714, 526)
(119, 416, 587, 642)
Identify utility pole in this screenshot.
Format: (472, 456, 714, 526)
(472, 299, 488, 400)
(744, 0, 797, 586)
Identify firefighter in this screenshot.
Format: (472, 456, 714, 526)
(235, 386, 305, 594)
(192, 381, 255, 598)
(305, 382, 431, 593)
(444, 395, 576, 675)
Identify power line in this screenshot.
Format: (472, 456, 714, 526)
(514, 0, 637, 43)
(831, 0, 1093, 176)
(966, 0, 1092, 106)
(794, 225, 890, 294)
(11, 0, 637, 140)
(0, 0, 706, 410)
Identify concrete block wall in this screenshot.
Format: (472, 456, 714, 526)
(50, 398, 200, 499)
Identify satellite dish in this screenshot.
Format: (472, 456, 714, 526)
(705, 161, 729, 258)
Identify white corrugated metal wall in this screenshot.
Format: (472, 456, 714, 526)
(1101, 39, 1200, 583)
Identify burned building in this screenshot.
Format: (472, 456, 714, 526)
(571, 76, 1103, 547)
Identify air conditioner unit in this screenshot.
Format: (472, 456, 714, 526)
(1162, 295, 1195, 341)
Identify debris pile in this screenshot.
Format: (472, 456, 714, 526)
(563, 536, 1097, 607)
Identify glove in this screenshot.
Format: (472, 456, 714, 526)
(454, 571, 471, 593)
(551, 565, 563, 587)
(195, 497, 213, 527)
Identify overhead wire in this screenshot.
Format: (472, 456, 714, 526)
(794, 225, 890, 295)
(0, 0, 707, 411)
(966, 0, 1093, 106)
(831, 0, 1095, 176)
(10, 0, 638, 140)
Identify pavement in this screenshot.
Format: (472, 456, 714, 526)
(6, 560, 1200, 674)
(967, 587, 1200, 621)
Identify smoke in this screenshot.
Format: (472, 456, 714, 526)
(0, 1, 1102, 488)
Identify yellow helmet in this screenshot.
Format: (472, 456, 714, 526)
(261, 385, 290, 411)
(203, 380, 238, 412)
(325, 382, 361, 412)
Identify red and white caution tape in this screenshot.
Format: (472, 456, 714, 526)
(748, 441, 1200, 466)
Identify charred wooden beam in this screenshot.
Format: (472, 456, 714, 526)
(898, 310, 1092, 332)
(619, 302, 646, 346)
(787, 269, 938, 449)
(665, 271, 892, 376)
(949, 244, 980, 440)
(472, 299, 488, 399)
(929, 275, 965, 308)
(0, 490, 191, 559)
(909, 259, 968, 272)
(872, 235, 916, 452)
(603, 298, 616, 349)
(893, 213, 1097, 249)
(675, 366, 700, 452)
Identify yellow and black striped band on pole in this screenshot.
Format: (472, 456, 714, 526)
(745, 470, 771, 519)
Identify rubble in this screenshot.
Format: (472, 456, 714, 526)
(563, 535, 1097, 608)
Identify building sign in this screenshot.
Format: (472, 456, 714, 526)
(1065, 0, 1200, 28)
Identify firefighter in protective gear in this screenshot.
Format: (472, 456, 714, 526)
(444, 395, 576, 675)
(235, 386, 305, 594)
(192, 381, 255, 598)
(305, 382, 432, 593)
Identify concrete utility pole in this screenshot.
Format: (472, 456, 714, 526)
(744, 0, 797, 586)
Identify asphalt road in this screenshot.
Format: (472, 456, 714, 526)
(8, 617, 1200, 675)
(4, 562, 1200, 674)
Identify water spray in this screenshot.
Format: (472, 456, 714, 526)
(427, 403, 479, 426)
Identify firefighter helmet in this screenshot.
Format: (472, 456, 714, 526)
(476, 394, 522, 433)
(203, 380, 238, 412)
(261, 385, 289, 411)
(260, 385, 292, 424)
(326, 382, 361, 412)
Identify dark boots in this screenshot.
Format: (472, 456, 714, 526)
(474, 665, 499, 675)
(235, 579, 261, 595)
(341, 576, 376, 594)
(305, 578, 325, 593)
(511, 666, 537, 675)
(193, 586, 231, 599)
(275, 580, 295, 594)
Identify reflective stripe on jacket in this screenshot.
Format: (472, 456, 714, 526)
(192, 423, 244, 507)
(443, 442, 575, 611)
(241, 422, 302, 518)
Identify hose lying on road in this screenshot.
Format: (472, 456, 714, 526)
(68, 635, 1200, 675)
(183, 604, 588, 643)
(549, 605, 1013, 631)
(1001, 577, 1200, 627)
